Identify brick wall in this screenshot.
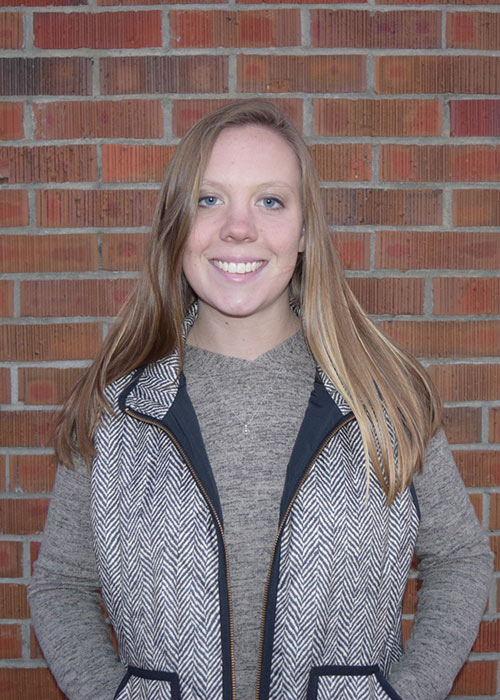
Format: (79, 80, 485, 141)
(0, 1, 499, 698)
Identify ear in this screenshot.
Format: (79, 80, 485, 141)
(298, 226, 306, 253)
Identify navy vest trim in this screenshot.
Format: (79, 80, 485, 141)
(410, 482, 421, 521)
(306, 665, 403, 700)
(114, 667, 181, 700)
(279, 372, 346, 521)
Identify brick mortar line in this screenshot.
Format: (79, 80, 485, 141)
(6, 137, 500, 147)
(2, 313, 500, 324)
(4, 47, 500, 56)
(301, 5, 310, 49)
(3, 181, 500, 189)
(2, 271, 500, 281)
(482, 405, 490, 444)
(228, 54, 237, 93)
(162, 5, 169, 51)
(7, 3, 500, 11)
(1, 93, 498, 103)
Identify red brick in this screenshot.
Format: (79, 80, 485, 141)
(428, 364, 500, 402)
(0, 624, 22, 658)
(0, 103, 23, 140)
(21, 278, 136, 317)
(102, 145, 175, 183)
(35, 10, 161, 49)
(450, 660, 497, 695)
(9, 454, 57, 493)
(322, 188, 442, 227)
(473, 619, 500, 653)
(0, 13, 22, 49)
(34, 99, 162, 140)
(468, 493, 482, 522)
(312, 10, 440, 49)
(380, 145, 500, 183)
(101, 233, 147, 271)
(238, 55, 365, 93)
(379, 320, 500, 358)
(0, 583, 29, 618)
(171, 10, 300, 48)
(0, 498, 50, 533)
(375, 231, 500, 271)
(490, 493, 500, 530)
(378, 0, 498, 4)
(453, 450, 500, 488)
(101, 56, 227, 95)
(36, 189, 158, 228)
(376, 56, 500, 95)
(451, 100, 500, 137)
(492, 535, 500, 570)
(0, 57, 91, 96)
(237, 0, 361, 3)
(0, 412, 56, 448)
(0, 542, 22, 578)
(18, 368, 83, 406)
(0, 234, 98, 273)
(314, 99, 442, 137)
(434, 278, 500, 315)
(348, 277, 424, 315)
(0, 323, 101, 361)
(0, 145, 97, 184)
(0, 668, 67, 700)
(448, 12, 500, 50)
(30, 626, 43, 659)
(402, 577, 419, 615)
(0, 368, 10, 403)
(0, 190, 28, 227)
(442, 406, 482, 445)
(172, 98, 303, 136)
(332, 232, 369, 271)
(0, 0, 86, 4)
(453, 190, 500, 227)
(99, 0, 216, 4)
(0, 280, 13, 316)
(490, 407, 500, 443)
(30, 541, 40, 573)
(309, 144, 371, 182)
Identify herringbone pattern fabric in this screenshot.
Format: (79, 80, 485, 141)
(92, 393, 224, 700)
(269, 419, 419, 700)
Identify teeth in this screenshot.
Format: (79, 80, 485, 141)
(213, 260, 263, 274)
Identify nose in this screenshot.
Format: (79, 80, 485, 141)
(219, 204, 258, 242)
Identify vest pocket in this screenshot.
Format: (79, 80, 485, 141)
(306, 665, 402, 700)
(114, 666, 181, 700)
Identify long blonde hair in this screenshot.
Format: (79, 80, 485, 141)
(54, 99, 441, 503)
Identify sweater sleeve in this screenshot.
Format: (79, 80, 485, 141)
(28, 461, 125, 700)
(388, 429, 494, 700)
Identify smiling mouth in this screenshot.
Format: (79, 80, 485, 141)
(212, 260, 264, 274)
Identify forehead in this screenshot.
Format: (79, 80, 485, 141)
(203, 125, 300, 185)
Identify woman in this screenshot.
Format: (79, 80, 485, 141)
(29, 100, 492, 700)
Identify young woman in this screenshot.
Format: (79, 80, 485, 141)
(29, 100, 492, 700)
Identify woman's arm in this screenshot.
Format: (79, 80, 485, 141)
(28, 462, 125, 700)
(388, 429, 494, 700)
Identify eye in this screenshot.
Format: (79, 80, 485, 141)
(198, 195, 222, 208)
(258, 196, 284, 210)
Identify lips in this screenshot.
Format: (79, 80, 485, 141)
(211, 260, 265, 274)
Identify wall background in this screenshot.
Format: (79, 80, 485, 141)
(0, 0, 499, 698)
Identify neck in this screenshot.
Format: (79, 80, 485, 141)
(186, 303, 301, 361)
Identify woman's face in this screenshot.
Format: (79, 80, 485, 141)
(182, 125, 304, 327)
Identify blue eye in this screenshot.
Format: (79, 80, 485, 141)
(259, 197, 283, 209)
(198, 195, 221, 207)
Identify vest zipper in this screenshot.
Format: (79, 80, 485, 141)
(254, 413, 356, 700)
(124, 407, 237, 700)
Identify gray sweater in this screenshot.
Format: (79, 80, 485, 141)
(28, 332, 493, 700)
